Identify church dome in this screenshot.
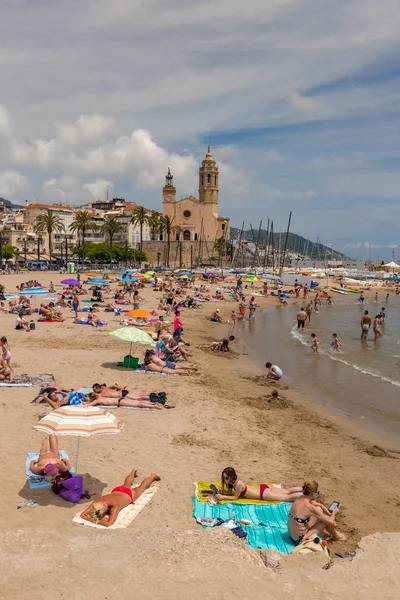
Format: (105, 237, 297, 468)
(202, 145, 216, 164)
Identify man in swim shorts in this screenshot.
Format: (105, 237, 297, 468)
(360, 310, 371, 341)
(92, 383, 159, 402)
(80, 469, 160, 527)
(297, 308, 307, 329)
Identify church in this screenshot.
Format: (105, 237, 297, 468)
(162, 147, 230, 243)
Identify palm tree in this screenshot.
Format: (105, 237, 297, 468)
(147, 211, 162, 241)
(101, 217, 124, 264)
(70, 210, 97, 264)
(162, 215, 173, 267)
(130, 207, 149, 265)
(34, 210, 65, 265)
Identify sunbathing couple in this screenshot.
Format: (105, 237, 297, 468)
(39, 383, 168, 410)
(143, 350, 197, 375)
(39, 302, 63, 320)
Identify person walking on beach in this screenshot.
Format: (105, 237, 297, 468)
(297, 307, 307, 329)
(373, 315, 383, 341)
(361, 310, 371, 341)
(332, 333, 342, 352)
(174, 310, 183, 343)
(310, 333, 320, 354)
(72, 292, 80, 321)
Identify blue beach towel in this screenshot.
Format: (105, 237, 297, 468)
(193, 496, 295, 553)
(26, 452, 75, 490)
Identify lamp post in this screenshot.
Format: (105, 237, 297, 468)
(157, 251, 161, 268)
(0, 225, 3, 270)
(37, 235, 42, 261)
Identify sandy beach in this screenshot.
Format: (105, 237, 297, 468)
(1, 272, 399, 600)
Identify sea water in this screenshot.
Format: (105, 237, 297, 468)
(236, 295, 400, 444)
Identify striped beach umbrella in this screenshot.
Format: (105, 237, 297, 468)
(34, 406, 123, 470)
(88, 278, 108, 286)
(18, 287, 49, 296)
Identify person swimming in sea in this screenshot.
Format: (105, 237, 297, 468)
(207, 467, 302, 503)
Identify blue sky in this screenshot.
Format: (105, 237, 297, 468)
(0, 0, 400, 258)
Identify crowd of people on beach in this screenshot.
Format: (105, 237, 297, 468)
(0, 268, 353, 543)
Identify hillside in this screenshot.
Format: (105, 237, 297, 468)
(0, 197, 24, 210)
(230, 228, 350, 260)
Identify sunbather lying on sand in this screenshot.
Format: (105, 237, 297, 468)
(30, 434, 71, 475)
(91, 382, 160, 402)
(39, 390, 87, 409)
(84, 392, 164, 409)
(206, 467, 302, 503)
(144, 350, 197, 371)
(287, 480, 347, 544)
(143, 355, 189, 374)
(80, 469, 160, 527)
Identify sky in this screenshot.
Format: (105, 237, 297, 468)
(1, 0, 400, 259)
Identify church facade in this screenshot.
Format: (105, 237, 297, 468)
(162, 147, 230, 243)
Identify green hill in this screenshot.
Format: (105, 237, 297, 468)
(229, 228, 350, 260)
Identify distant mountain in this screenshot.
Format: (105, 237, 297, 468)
(0, 197, 24, 210)
(229, 228, 351, 260)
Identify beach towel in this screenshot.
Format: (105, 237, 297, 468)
(38, 319, 65, 323)
(13, 373, 55, 386)
(73, 483, 160, 529)
(193, 494, 295, 553)
(195, 481, 279, 505)
(26, 451, 75, 490)
(0, 382, 32, 387)
(75, 320, 106, 326)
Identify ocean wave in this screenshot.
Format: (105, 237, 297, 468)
(290, 324, 400, 387)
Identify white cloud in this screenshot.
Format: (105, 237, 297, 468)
(262, 149, 287, 164)
(0, 105, 12, 136)
(0, 170, 28, 198)
(291, 92, 321, 111)
(82, 179, 114, 200)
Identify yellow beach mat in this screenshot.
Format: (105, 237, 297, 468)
(195, 481, 279, 505)
(73, 483, 160, 529)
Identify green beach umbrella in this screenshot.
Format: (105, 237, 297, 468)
(110, 326, 154, 355)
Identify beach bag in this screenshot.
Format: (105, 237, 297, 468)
(29, 321, 36, 330)
(60, 476, 84, 503)
(291, 535, 330, 556)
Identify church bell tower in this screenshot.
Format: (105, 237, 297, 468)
(199, 146, 218, 205)
(162, 167, 176, 205)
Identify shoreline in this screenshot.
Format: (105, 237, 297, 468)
(1, 273, 400, 598)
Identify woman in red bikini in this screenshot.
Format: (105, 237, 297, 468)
(213, 467, 303, 503)
(81, 469, 160, 527)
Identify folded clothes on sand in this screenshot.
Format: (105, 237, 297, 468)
(193, 488, 294, 553)
(26, 451, 74, 490)
(73, 483, 160, 529)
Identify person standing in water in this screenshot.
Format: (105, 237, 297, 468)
(361, 310, 371, 341)
(373, 315, 383, 341)
(310, 333, 320, 354)
(332, 333, 342, 352)
(358, 292, 364, 304)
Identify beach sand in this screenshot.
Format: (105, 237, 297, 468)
(0, 272, 399, 599)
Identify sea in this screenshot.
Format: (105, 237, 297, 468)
(235, 294, 400, 445)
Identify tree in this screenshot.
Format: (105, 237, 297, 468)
(71, 242, 146, 264)
(100, 217, 124, 262)
(1, 245, 19, 261)
(147, 211, 162, 241)
(130, 207, 149, 265)
(34, 210, 65, 265)
(162, 215, 173, 267)
(70, 210, 97, 264)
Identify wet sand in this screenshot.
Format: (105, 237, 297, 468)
(0, 273, 399, 599)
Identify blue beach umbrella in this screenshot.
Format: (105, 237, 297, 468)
(88, 278, 108, 286)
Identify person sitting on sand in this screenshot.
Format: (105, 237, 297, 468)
(30, 434, 71, 475)
(143, 354, 190, 374)
(15, 312, 30, 331)
(208, 467, 302, 503)
(165, 334, 191, 361)
(265, 362, 283, 380)
(266, 389, 280, 403)
(0, 357, 11, 381)
(287, 480, 347, 545)
(87, 307, 100, 326)
(210, 309, 223, 323)
(144, 349, 197, 371)
(80, 469, 160, 527)
(84, 392, 165, 410)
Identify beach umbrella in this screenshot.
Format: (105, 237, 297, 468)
(88, 278, 108, 286)
(245, 276, 260, 282)
(224, 276, 235, 282)
(18, 287, 49, 296)
(204, 272, 216, 277)
(61, 278, 80, 286)
(179, 275, 188, 279)
(144, 271, 155, 276)
(110, 326, 154, 355)
(125, 309, 152, 318)
(103, 269, 112, 273)
(33, 406, 123, 470)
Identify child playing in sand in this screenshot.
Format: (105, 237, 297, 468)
(0, 337, 14, 382)
(310, 333, 320, 354)
(332, 333, 342, 352)
(267, 390, 280, 403)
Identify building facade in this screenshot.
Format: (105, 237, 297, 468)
(162, 147, 230, 243)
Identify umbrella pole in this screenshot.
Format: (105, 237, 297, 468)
(75, 436, 80, 472)
(130, 341, 132, 356)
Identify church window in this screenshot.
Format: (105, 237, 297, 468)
(183, 230, 191, 240)
(221, 223, 226, 231)
(201, 175, 203, 186)
(183, 210, 191, 218)
(207, 174, 211, 184)
(194, 233, 198, 241)
(214, 175, 217, 186)
(176, 233, 180, 240)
